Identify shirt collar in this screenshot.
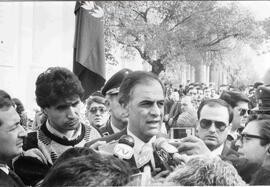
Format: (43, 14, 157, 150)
(0, 164, 9, 174)
(210, 144, 224, 157)
(46, 120, 81, 140)
(127, 128, 156, 155)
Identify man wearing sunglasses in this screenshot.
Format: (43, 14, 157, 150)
(220, 91, 250, 143)
(177, 99, 233, 156)
(85, 93, 109, 129)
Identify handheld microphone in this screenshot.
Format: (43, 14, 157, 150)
(153, 137, 183, 170)
(113, 135, 135, 160)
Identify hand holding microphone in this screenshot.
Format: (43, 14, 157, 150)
(113, 135, 135, 160)
(153, 137, 188, 170)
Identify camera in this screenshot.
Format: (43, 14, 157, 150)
(169, 127, 195, 142)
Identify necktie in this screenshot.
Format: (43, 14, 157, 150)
(8, 169, 25, 187)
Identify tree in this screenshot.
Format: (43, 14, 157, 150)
(104, 1, 261, 75)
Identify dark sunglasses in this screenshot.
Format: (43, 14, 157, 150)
(239, 109, 251, 116)
(89, 107, 107, 114)
(199, 119, 227, 132)
(239, 133, 269, 143)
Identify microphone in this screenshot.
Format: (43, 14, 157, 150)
(153, 137, 183, 170)
(113, 135, 135, 160)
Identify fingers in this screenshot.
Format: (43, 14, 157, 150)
(180, 135, 201, 143)
(177, 142, 198, 155)
(89, 140, 106, 150)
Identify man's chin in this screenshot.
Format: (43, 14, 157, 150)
(205, 141, 219, 151)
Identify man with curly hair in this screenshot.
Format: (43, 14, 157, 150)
(13, 67, 102, 186)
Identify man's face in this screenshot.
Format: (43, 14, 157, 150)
(236, 121, 268, 165)
(126, 80, 164, 142)
(0, 106, 27, 162)
(232, 101, 249, 129)
(197, 105, 230, 151)
(181, 96, 193, 112)
(44, 95, 82, 133)
(188, 89, 197, 100)
(107, 94, 128, 124)
(86, 102, 108, 128)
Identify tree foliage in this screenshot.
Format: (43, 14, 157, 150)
(104, 1, 262, 75)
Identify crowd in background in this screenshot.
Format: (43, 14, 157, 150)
(1, 66, 270, 187)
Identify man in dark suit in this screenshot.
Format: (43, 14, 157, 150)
(86, 71, 166, 171)
(99, 69, 132, 136)
(0, 90, 27, 187)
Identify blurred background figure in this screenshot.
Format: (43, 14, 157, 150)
(85, 92, 109, 129)
(12, 98, 29, 131)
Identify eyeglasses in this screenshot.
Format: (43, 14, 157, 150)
(199, 119, 228, 132)
(239, 133, 269, 144)
(239, 108, 251, 116)
(89, 107, 107, 114)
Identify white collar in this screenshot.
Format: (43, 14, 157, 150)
(210, 144, 224, 157)
(127, 128, 156, 155)
(46, 120, 81, 140)
(0, 164, 9, 174)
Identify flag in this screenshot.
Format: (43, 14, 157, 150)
(73, 1, 106, 101)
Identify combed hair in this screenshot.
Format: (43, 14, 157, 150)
(166, 156, 246, 186)
(246, 116, 270, 146)
(35, 67, 84, 108)
(12, 98, 25, 115)
(118, 71, 165, 106)
(219, 90, 249, 108)
(197, 98, 234, 123)
(41, 153, 132, 187)
(85, 96, 106, 112)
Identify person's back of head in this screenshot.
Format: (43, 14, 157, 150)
(41, 153, 132, 187)
(166, 156, 246, 186)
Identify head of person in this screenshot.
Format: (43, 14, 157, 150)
(35, 67, 84, 133)
(12, 98, 25, 115)
(85, 94, 108, 128)
(236, 116, 270, 167)
(119, 71, 165, 142)
(203, 87, 211, 98)
(166, 156, 246, 186)
(102, 69, 132, 125)
(180, 96, 193, 112)
(187, 87, 197, 101)
(0, 90, 27, 163)
(196, 99, 233, 151)
(220, 91, 250, 129)
(41, 153, 132, 187)
(219, 84, 228, 95)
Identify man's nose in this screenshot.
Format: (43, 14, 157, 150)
(67, 106, 77, 118)
(235, 138, 242, 148)
(208, 122, 217, 133)
(150, 103, 161, 116)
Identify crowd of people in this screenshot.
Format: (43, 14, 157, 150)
(1, 66, 270, 186)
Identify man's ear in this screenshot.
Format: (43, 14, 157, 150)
(121, 102, 129, 117)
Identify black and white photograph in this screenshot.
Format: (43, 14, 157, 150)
(1, 1, 270, 186)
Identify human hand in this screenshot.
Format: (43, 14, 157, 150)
(176, 136, 211, 156)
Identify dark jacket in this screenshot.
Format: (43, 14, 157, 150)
(0, 169, 25, 187)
